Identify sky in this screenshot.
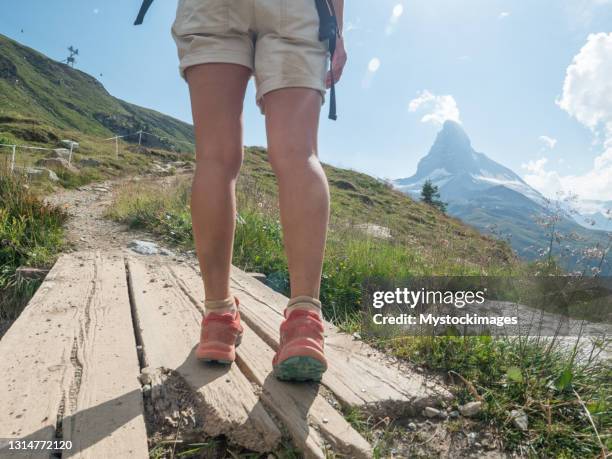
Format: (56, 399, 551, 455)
(1, 0, 611, 201)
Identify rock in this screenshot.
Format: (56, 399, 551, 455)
(159, 248, 175, 257)
(60, 140, 79, 150)
(423, 407, 442, 418)
(128, 240, 159, 255)
(354, 223, 392, 240)
(49, 148, 70, 159)
(78, 158, 101, 167)
(510, 409, 528, 431)
(47, 169, 59, 181)
(459, 401, 483, 417)
(449, 410, 460, 419)
(35, 157, 78, 173)
(407, 422, 417, 431)
(467, 432, 478, 446)
(23, 167, 59, 182)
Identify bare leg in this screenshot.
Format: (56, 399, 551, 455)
(264, 88, 330, 302)
(186, 64, 251, 302)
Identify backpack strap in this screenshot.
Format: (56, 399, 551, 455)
(134, 0, 154, 25)
(314, 0, 339, 120)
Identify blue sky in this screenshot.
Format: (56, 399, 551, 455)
(1, 0, 611, 200)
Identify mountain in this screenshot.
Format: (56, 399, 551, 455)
(570, 199, 612, 232)
(0, 33, 194, 151)
(394, 121, 611, 270)
(395, 121, 545, 205)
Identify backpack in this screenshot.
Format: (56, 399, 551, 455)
(134, 0, 339, 120)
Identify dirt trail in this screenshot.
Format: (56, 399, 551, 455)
(45, 177, 166, 253)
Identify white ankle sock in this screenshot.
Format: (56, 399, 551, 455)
(285, 296, 322, 317)
(204, 297, 236, 316)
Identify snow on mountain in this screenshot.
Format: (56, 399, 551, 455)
(394, 120, 547, 206)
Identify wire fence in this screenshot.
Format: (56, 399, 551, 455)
(0, 129, 195, 175)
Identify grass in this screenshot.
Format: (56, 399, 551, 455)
(108, 147, 517, 322)
(106, 147, 611, 457)
(383, 334, 611, 457)
(0, 159, 67, 321)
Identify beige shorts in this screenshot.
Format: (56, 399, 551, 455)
(172, 0, 329, 110)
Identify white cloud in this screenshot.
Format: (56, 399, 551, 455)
(522, 33, 612, 200)
(93, 8, 99, 14)
(539, 135, 557, 149)
(408, 90, 461, 125)
(498, 11, 511, 19)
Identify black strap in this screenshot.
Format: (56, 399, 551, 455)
(314, 0, 339, 120)
(134, 0, 154, 25)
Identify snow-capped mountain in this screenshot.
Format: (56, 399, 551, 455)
(394, 121, 610, 266)
(394, 120, 546, 205)
(571, 200, 612, 232)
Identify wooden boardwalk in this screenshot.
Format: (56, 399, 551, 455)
(0, 251, 452, 458)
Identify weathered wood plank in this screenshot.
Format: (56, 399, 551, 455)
(126, 256, 281, 453)
(236, 326, 373, 459)
(167, 263, 373, 458)
(0, 251, 148, 459)
(172, 263, 452, 417)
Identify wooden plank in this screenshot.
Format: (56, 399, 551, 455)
(126, 256, 281, 453)
(167, 262, 373, 458)
(0, 251, 148, 459)
(171, 263, 452, 418)
(236, 326, 373, 459)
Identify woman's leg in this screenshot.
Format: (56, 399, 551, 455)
(264, 88, 330, 303)
(187, 63, 251, 303)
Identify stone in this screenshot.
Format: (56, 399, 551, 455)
(128, 240, 159, 255)
(423, 407, 442, 418)
(35, 157, 78, 173)
(407, 422, 417, 431)
(23, 167, 59, 182)
(510, 409, 528, 431)
(60, 140, 79, 150)
(449, 410, 460, 419)
(459, 401, 483, 417)
(354, 223, 392, 240)
(49, 148, 70, 159)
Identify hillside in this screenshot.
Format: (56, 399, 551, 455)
(0, 33, 194, 151)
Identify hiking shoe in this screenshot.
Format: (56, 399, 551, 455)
(273, 309, 327, 382)
(196, 302, 243, 364)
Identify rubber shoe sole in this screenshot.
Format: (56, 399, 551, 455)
(273, 356, 326, 382)
(197, 333, 242, 365)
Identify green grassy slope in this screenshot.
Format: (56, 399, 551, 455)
(0, 33, 194, 151)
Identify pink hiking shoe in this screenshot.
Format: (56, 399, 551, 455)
(196, 299, 243, 364)
(273, 309, 327, 382)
